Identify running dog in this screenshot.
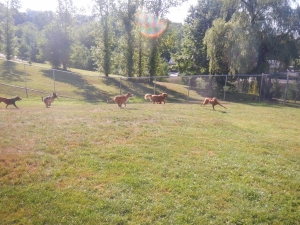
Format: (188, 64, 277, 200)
(42, 92, 58, 108)
(0, 96, 22, 109)
(107, 92, 133, 108)
(144, 93, 168, 104)
(200, 97, 227, 110)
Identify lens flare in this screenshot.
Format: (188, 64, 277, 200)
(135, 12, 168, 38)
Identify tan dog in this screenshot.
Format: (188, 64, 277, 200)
(0, 96, 22, 109)
(144, 93, 168, 104)
(200, 97, 227, 110)
(42, 92, 58, 108)
(107, 92, 133, 108)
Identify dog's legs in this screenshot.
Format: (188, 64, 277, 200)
(218, 103, 227, 109)
(13, 103, 18, 109)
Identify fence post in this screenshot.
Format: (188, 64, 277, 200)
(187, 76, 191, 101)
(259, 73, 263, 101)
(119, 77, 122, 95)
(53, 69, 56, 93)
(24, 64, 28, 98)
(284, 70, 290, 105)
(223, 75, 227, 100)
(154, 76, 156, 94)
(84, 75, 86, 100)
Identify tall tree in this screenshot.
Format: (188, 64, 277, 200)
(204, 0, 300, 75)
(142, 0, 187, 78)
(57, 0, 75, 70)
(116, 0, 138, 77)
(2, 0, 20, 60)
(92, 0, 115, 76)
(177, 0, 235, 75)
(37, 0, 75, 69)
(15, 22, 39, 61)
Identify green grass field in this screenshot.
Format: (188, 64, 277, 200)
(1, 98, 300, 224)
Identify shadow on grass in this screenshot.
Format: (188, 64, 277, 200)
(192, 87, 300, 109)
(41, 69, 110, 102)
(102, 77, 155, 99)
(0, 61, 25, 83)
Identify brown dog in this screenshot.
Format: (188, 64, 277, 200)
(144, 93, 168, 104)
(200, 97, 227, 110)
(42, 92, 58, 108)
(107, 92, 133, 108)
(0, 96, 22, 109)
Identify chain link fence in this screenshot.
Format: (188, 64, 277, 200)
(0, 58, 299, 106)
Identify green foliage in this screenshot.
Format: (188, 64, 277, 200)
(70, 44, 93, 70)
(2, 0, 18, 60)
(26, 10, 55, 30)
(15, 22, 38, 61)
(271, 79, 282, 99)
(176, 0, 224, 75)
(37, 22, 71, 68)
(116, 0, 138, 77)
(180, 0, 300, 78)
(37, 1, 75, 70)
(91, 0, 115, 76)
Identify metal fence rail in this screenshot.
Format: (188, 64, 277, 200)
(0, 58, 299, 106)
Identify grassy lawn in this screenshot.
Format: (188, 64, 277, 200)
(0, 98, 299, 224)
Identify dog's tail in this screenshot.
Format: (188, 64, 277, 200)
(41, 97, 44, 102)
(144, 94, 152, 100)
(107, 99, 115, 103)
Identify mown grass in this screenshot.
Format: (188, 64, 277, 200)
(1, 98, 300, 224)
(0, 60, 197, 103)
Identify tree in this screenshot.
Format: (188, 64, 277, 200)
(116, 0, 138, 77)
(15, 22, 39, 61)
(142, 0, 187, 78)
(92, 0, 115, 76)
(26, 10, 55, 31)
(177, 0, 234, 75)
(37, 0, 75, 70)
(204, 0, 300, 75)
(2, 0, 20, 60)
(70, 20, 95, 70)
(70, 44, 93, 70)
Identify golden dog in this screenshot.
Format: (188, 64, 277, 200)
(42, 92, 58, 108)
(108, 92, 133, 108)
(0, 96, 22, 109)
(200, 97, 227, 110)
(144, 93, 168, 104)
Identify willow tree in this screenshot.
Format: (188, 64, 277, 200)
(204, 0, 300, 75)
(176, 0, 227, 75)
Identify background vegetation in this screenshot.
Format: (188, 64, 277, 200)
(0, 0, 299, 76)
(0, 1, 300, 223)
